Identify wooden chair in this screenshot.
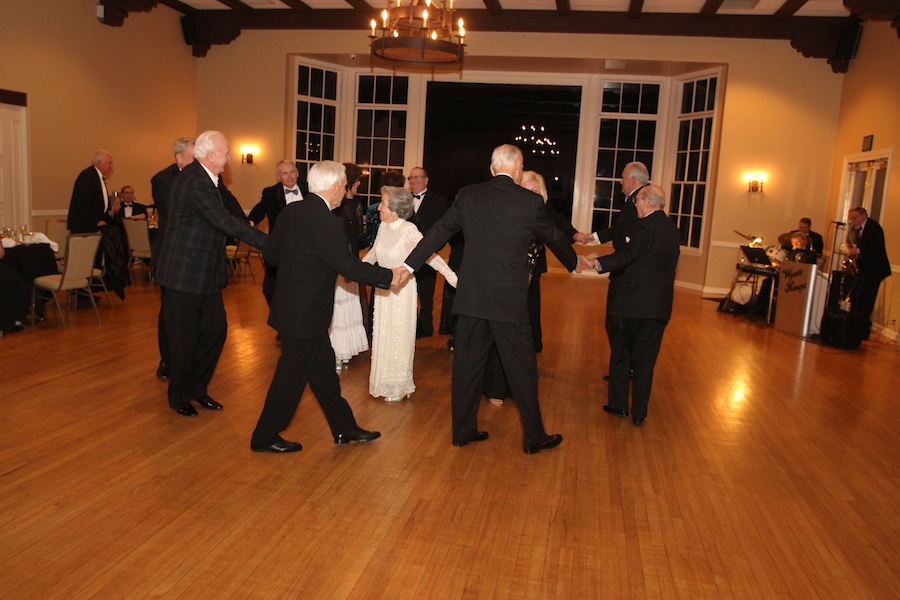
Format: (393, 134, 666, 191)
(32, 233, 102, 329)
(122, 218, 153, 281)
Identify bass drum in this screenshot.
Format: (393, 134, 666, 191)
(730, 280, 755, 305)
(766, 245, 786, 265)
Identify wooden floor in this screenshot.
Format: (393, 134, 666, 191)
(2, 262, 898, 599)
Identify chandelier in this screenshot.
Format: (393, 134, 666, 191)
(515, 125, 560, 156)
(369, 0, 466, 68)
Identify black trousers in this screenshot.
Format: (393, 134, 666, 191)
(452, 316, 548, 447)
(849, 271, 886, 320)
(607, 316, 668, 420)
(163, 287, 227, 409)
(251, 334, 359, 446)
(416, 265, 437, 336)
(157, 286, 169, 364)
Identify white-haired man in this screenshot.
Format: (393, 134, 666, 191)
(155, 131, 267, 417)
(401, 144, 579, 455)
(251, 161, 400, 453)
(581, 184, 680, 427)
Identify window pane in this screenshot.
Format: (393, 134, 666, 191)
(593, 179, 613, 210)
(309, 103, 323, 133)
(322, 134, 334, 161)
(389, 139, 405, 166)
(707, 78, 717, 110)
(599, 119, 617, 148)
(695, 185, 705, 215)
(297, 65, 309, 96)
(675, 152, 686, 180)
(602, 82, 622, 112)
(622, 83, 641, 113)
(295, 131, 307, 160)
(325, 71, 338, 101)
(358, 75, 374, 104)
(596, 149, 615, 178)
(670, 184, 682, 214)
(640, 84, 659, 114)
(372, 138, 389, 165)
(392, 76, 409, 104)
(308, 133, 321, 161)
(681, 82, 694, 114)
(390, 111, 407, 138)
(373, 109, 390, 138)
(323, 105, 336, 134)
(375, 75, 392, 104)
(310, 68, 324, 98)
(691, 217, 702, 247)
(356, 139, 371, 165)
(296, 102, 308, 131)
(635, 151, 654, 174)
(357, 110, 373, 137)
(636, 121, 656, 149)
(619, 120, 637, 149)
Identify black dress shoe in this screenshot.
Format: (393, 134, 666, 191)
(453, 431, 489, 447)
(524, 433, 563, 455)
(196, 396, 223, 410)
(602, 405, 629, 418)
(156, 361, 170, 380)
(334, 427, 381, 445)
(632, 417, 645, 426)
(251, 435, 303, 453)
(603, 371, 634, 381)
(171, 404, 198, 417)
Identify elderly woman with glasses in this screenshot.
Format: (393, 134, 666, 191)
(363, 186, 457, 402)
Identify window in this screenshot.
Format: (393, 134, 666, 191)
(355, 74, 409, 207)
(669, 76, 717, 249)
(592, 82, 659, 233)
(294, 64, 339, 182)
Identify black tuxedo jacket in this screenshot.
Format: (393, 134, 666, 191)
(405, 174, 577, 325)
(122, 202, 148, 219)
(67, 166, 110, 234)
(264, 194, 392, 340)
(150, 163, 180, 234)
(249, 182, 308, 231)
(413, 190, 448, 235)
(856, 217, 892, 280)
(597, 210, 680, 321)
(155, 161, 266, 296)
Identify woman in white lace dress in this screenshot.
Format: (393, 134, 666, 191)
(329, 164, 368, 371)
(363, 186, 457, 401)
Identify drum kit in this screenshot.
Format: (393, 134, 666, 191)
(734, 229, 790, 267)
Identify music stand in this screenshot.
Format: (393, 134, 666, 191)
(740, 245, 772, 266)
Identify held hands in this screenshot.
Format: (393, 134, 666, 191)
(575, 255, 598, 274)
(573, 232, 594, 245)
(391, 266, 412, 289)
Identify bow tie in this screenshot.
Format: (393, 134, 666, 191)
(413, 193, 423, 200)
(285, 188, 298, 195)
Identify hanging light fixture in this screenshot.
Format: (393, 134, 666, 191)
(369, 0, 466, 69)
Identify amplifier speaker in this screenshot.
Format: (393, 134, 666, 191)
(827, 270, 854, 312)
(820, 309, 869, 350)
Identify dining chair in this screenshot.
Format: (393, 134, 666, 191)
(225, 238, 255, 282)
(122, 218, 153, 281)
(31, 233, 102, 329)
(44, 218, 69, 265)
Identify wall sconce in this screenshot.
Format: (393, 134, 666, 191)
(239, 144, 260, 165)
(743, 172, 766, 193)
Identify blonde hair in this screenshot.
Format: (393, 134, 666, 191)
(520, 171, 548, 202)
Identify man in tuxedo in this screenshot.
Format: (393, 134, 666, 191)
(250, 161, 397, 453)
(582, 184, 680, 426)
(407, 167, 448, 338)
(576, 162, 650, 382)
(400, 145, 579, 454)
(155, 131, 267, 417)
(120, 186, 147, 220)
(150, 136, 195, 380)
(847, 206, 891, 324)
(67, 150, 114, 234)
(248, 160, 308, 308)
(796, 218, 824, 257)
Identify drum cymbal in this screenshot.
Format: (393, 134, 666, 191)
(777, 232, 793, 246)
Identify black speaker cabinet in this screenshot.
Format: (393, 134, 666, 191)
(827, 270, 854, 312)
(820, 309, 869, 350)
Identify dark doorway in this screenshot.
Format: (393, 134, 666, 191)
(422, 82, 582, 220)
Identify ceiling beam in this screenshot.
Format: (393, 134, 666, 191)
(280, 0, 312, 11)
(774, 0, 809, 20)
(215, 0, 253, 13)
(628, 0, 643, 19)
(555, 0, 571, 17)
(699, 0, 724, 21)
(483, 0, 503, 16)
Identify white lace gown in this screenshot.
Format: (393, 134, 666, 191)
(328, 276, 368, 364)
(363, 218, 457, 400)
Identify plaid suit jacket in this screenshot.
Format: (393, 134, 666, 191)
(156, 161, 266, 295)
